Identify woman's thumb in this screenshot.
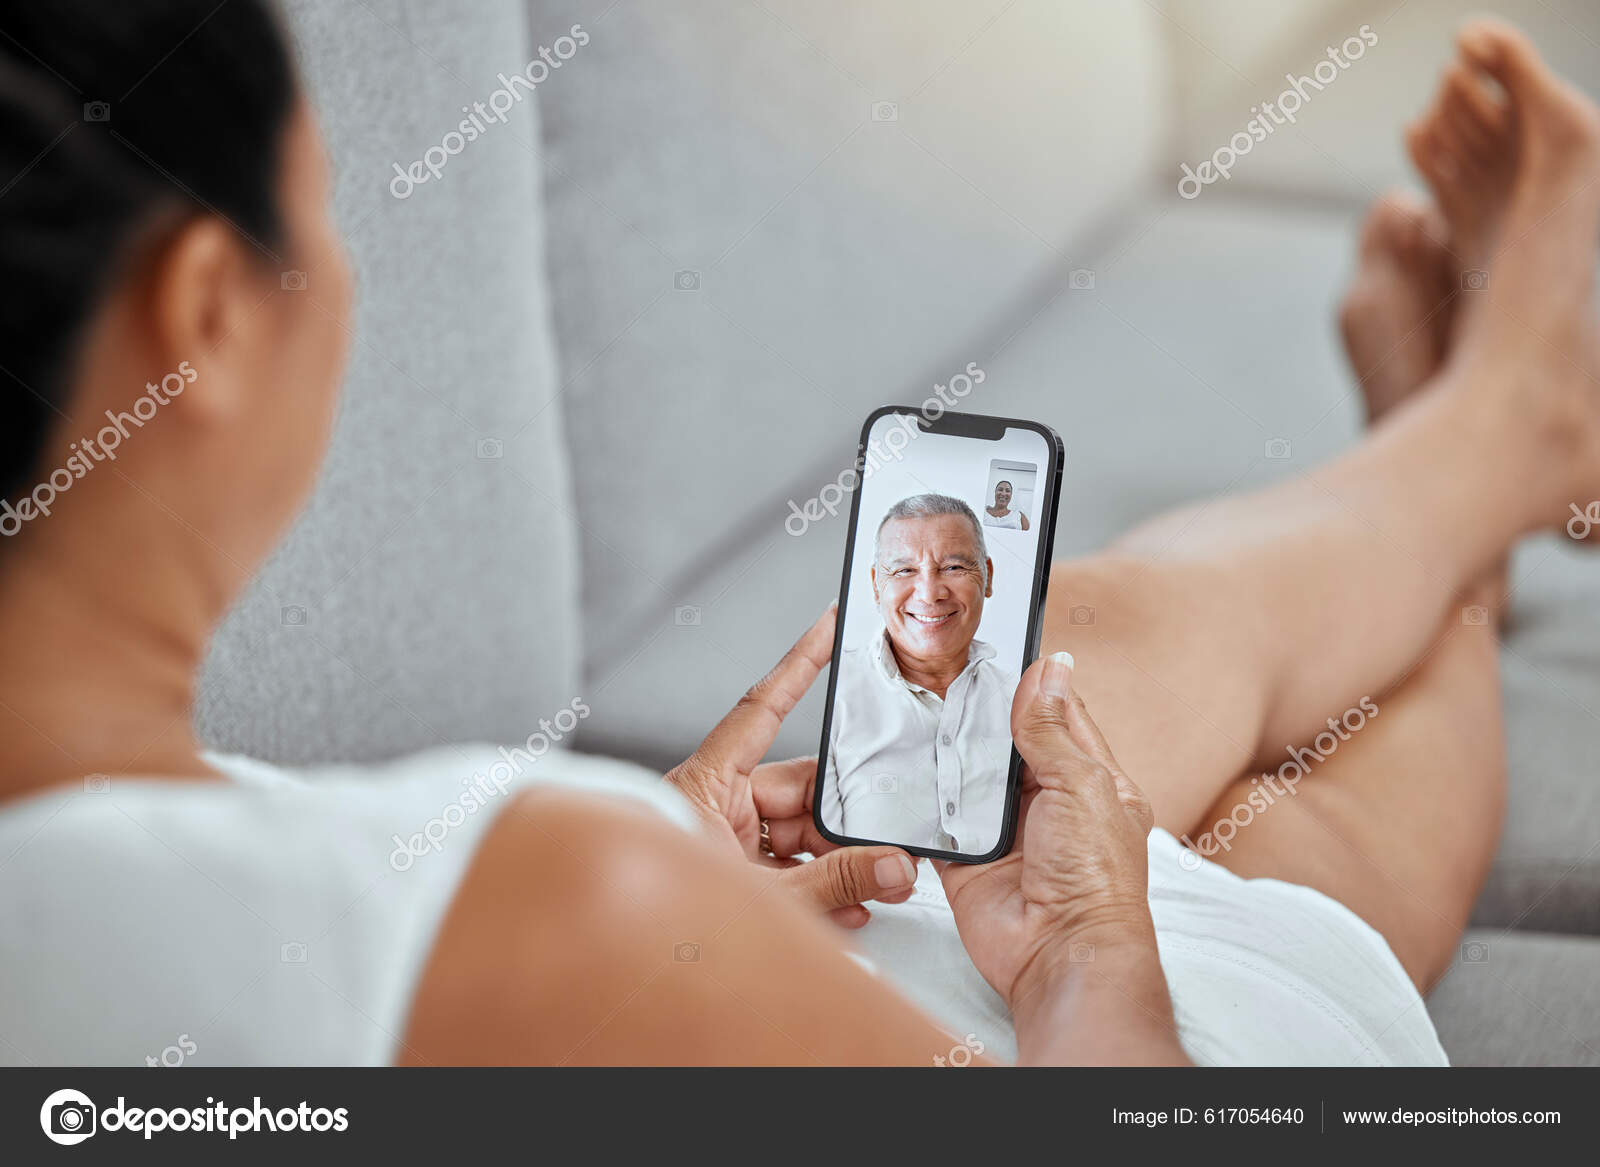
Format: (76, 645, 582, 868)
(780, 847, 917, 913)
(1011, 651, 1077, 755)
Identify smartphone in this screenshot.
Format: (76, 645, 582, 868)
(813, 406, 1064, 864)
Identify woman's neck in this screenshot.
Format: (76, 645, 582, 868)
(0, 509, 221, 802)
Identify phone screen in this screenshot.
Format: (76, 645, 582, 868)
(814, 408, 1061, 863)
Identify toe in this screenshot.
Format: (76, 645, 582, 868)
(1446, 62, 1510, 140)
(1404, 118, 1437, 177)
(1459, 19, 1594, 130)
(1407, 114, 1477, 215)
(1409, 122, 1464, 196)
(1441, 66, 1504, 161)
(1460, 19, 1600, 169)
(1431, 106, 1479, 172)
(1360, 190, 1427, 257)
(1458, 19, 1541, 90)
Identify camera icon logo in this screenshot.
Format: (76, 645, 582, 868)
(476, 437, 504, 460)
(674, 605, 702, 627)
(281, 605, 308, 627)
(1068, 604, 1095, 626)
(83, 773, 111, 795)
(83, 101, 111, 123)
(281, 270, 308, 292)
(1461, 605, 1489, 626)
(1068, 268, 1096, 290)
(674, 269, 701, 291)
(281, 941, 308, 963)
(1070, 942, 1096, 963)
(872, 774, 899, 794)
(40, 1089, 97, 1145)
(1461, 940, 1490, 963)
(673, 941, 701, 963)
(1462, 269, 1489, 291)
(1264, 437, 1292, 460)
(871, 101, 899, 122)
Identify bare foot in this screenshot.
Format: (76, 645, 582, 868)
(1409, 21, 1600, 527)
(1338, 191, 1456, 423)
(1406, 52, 1514, 283)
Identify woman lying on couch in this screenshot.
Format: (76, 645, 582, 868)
(2, 1, 1596, 1064)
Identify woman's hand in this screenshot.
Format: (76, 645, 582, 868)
(665, 604, 919, 928)
(941, 652, 1158, 1016)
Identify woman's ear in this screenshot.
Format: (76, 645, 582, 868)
(142, 216, 267, 424)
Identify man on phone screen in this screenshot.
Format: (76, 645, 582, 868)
(822, 494, 1017, 854)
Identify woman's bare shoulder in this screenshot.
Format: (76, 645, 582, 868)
(400, 785, 945, 1065)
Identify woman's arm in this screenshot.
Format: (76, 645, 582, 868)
(401, 786, 960, 1064)
(401, 634, 1188, 1065)
(1008, 925, 1186, 1065)
(402, 779, 1185, 1065)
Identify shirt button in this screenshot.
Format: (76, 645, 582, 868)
(945, 800, 955, 815)
(941, 734, 952, 746)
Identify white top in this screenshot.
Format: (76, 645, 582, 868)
(0, 746, 1445, 1067)
(982, 507, 1024, 529)
(821, 630, 1018, 855)
(0, 745, 696, 1067)
(854, 828, 1446, 1066)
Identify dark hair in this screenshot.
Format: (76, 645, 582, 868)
(0, 1, 297, 502)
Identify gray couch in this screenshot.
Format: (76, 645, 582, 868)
(196, 0, 1600, 1064)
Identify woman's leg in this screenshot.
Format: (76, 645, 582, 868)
(1191, 20, 1600, 992)
(1197, 569, 1506, 990)
(1041, 22, 1600, 837)
(1044, 380, 1521, 834)
(1209, 196, 1508, 981)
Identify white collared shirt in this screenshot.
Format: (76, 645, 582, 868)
(822, 629, 1018, 855)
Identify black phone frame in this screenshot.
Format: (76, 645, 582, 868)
(811, 405, 1065, 865)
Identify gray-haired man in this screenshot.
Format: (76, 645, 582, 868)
(821, 494, 1018, 854)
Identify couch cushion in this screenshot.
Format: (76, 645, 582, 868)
(579, 195, 1361, 770)
(526, 0, 1170, 685)
(196, 0, 580, 763)
(1428, 929, 1600, 1065)
(1172, 0, 1600, 206)
(1472, 537, 1600, 935)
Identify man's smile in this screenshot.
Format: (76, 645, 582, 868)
(905, 610, 957, 627)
